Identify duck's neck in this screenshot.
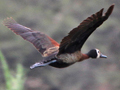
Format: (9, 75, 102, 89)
(79, 54, 89, 62)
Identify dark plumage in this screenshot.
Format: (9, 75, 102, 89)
(3, 4, 114, 69)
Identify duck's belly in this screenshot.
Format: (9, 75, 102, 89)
(49, 61, 74, 68)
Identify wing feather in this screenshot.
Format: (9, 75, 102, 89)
(3, 17, 59, 56)
(58, 4, 114, 55)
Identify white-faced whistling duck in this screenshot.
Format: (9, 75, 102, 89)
(3, 4, 114, 69)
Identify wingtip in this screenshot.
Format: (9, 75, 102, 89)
(100, 8, 104, 14)
(109, 4, 115, 9)
(111, 3, 115, 6)
(3, 17, 17, 26)
(102, 4, 114, 20)
(97, 4, 115, 16)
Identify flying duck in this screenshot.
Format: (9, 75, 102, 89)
(3, 4, 114, 69)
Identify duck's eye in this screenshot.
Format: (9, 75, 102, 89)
(98, 51, 100, 53)
(96, 49, 100, 54)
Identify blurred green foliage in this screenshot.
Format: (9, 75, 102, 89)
(0, 51, 25, 90)
(0, 0, 120, 90)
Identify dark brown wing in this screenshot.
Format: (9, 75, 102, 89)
(3, 17, 59, 56)
(58, 4, 114, 55)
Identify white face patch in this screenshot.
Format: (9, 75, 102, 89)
(95, 49, 101, 58)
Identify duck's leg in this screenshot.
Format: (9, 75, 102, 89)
(30, 60, 57, 69)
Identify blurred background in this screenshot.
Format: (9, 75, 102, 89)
(0, 0, 120, 90)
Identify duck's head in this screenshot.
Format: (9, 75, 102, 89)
(87, 49, 107, 59)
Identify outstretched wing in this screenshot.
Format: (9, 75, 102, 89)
(3, 17, 59, 56)
(58, 4, 114, 55)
